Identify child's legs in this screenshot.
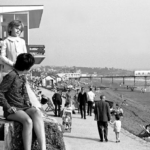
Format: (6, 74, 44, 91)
(7, 110, 33, 150)
(115, 132, 119, 140)
(26, 107, 46, 150)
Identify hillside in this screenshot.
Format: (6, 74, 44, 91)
(33, 66, 133, 76)
(75, 67, 133, 75)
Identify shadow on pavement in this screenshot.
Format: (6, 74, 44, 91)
(72, 116, 85, 119)
(64, 135, 98, 142)
(64, 135, 115, 143)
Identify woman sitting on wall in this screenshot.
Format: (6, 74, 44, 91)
(0, 53, 46, 150)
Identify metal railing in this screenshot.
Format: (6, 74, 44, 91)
(27, 45, 45, 55)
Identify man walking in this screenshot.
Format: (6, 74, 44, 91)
(52, 89, 62, 117)
(94, 95, 111, 142)
(78, 87, 87, 119)
(87, 87, 95, 116)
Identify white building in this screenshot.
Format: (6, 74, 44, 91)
(42, 78, 46, 87)
(42, 76, 56, 87)
(134, 70, 150, 76)
(51, 75, 62, 83)
(57, 73, 81, 81)
(81, 74, 88, 77)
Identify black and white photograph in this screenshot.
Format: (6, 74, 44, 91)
(0, 0, 150, 150)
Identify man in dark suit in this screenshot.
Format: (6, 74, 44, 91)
(52, 90, 62, 117)
(94, 95, 111, 142)
(78, 87, 87, 119)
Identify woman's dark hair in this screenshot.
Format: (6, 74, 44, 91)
(7, 20, 24, 35)
(14, 53, 35, 71)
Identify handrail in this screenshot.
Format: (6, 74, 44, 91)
(27, 45, 45, 55)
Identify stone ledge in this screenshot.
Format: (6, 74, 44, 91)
(0, 117, 66, 150)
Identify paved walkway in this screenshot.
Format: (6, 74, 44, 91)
(41, 87, 150, 150)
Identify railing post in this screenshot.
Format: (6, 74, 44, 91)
(26, 44, 30, 53)
(123, 77, 125, 85)
(134, 77, 136, 86)
(145, 76, 147, 87)
(90, 76, 92, 85)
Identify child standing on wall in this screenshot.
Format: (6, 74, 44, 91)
(110, 114, 122, 143)
(0, 20, 42, 109)
(0, 20, 27, 76)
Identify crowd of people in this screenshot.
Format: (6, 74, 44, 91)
(51, 84, 124, 142)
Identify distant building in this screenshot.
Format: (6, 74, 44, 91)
(134, 70, 150, 76)
(42, 76, 56, 88)
(92, 72, 98, 77)
(50, 75, 62, 83)
(81, 74, 88, 77)
(57, 73, 81, 81)
(57, 73, 68, 81)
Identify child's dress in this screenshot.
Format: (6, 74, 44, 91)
(113, 120, 121, 132)
(64, 116, 70, 128)
(1, 36, 27, 75)
(62, 106, 72, 132)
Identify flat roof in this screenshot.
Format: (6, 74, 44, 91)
(0, 5, 44, 29)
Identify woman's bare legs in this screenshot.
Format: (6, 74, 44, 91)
(26, 107, 46, 150)
(7, 110, 33, 150)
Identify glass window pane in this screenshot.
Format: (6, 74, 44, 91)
(2, 14, 14, 24)
(15, 14, 27, 26)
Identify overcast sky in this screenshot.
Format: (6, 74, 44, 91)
(2, 0, 150, 70)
